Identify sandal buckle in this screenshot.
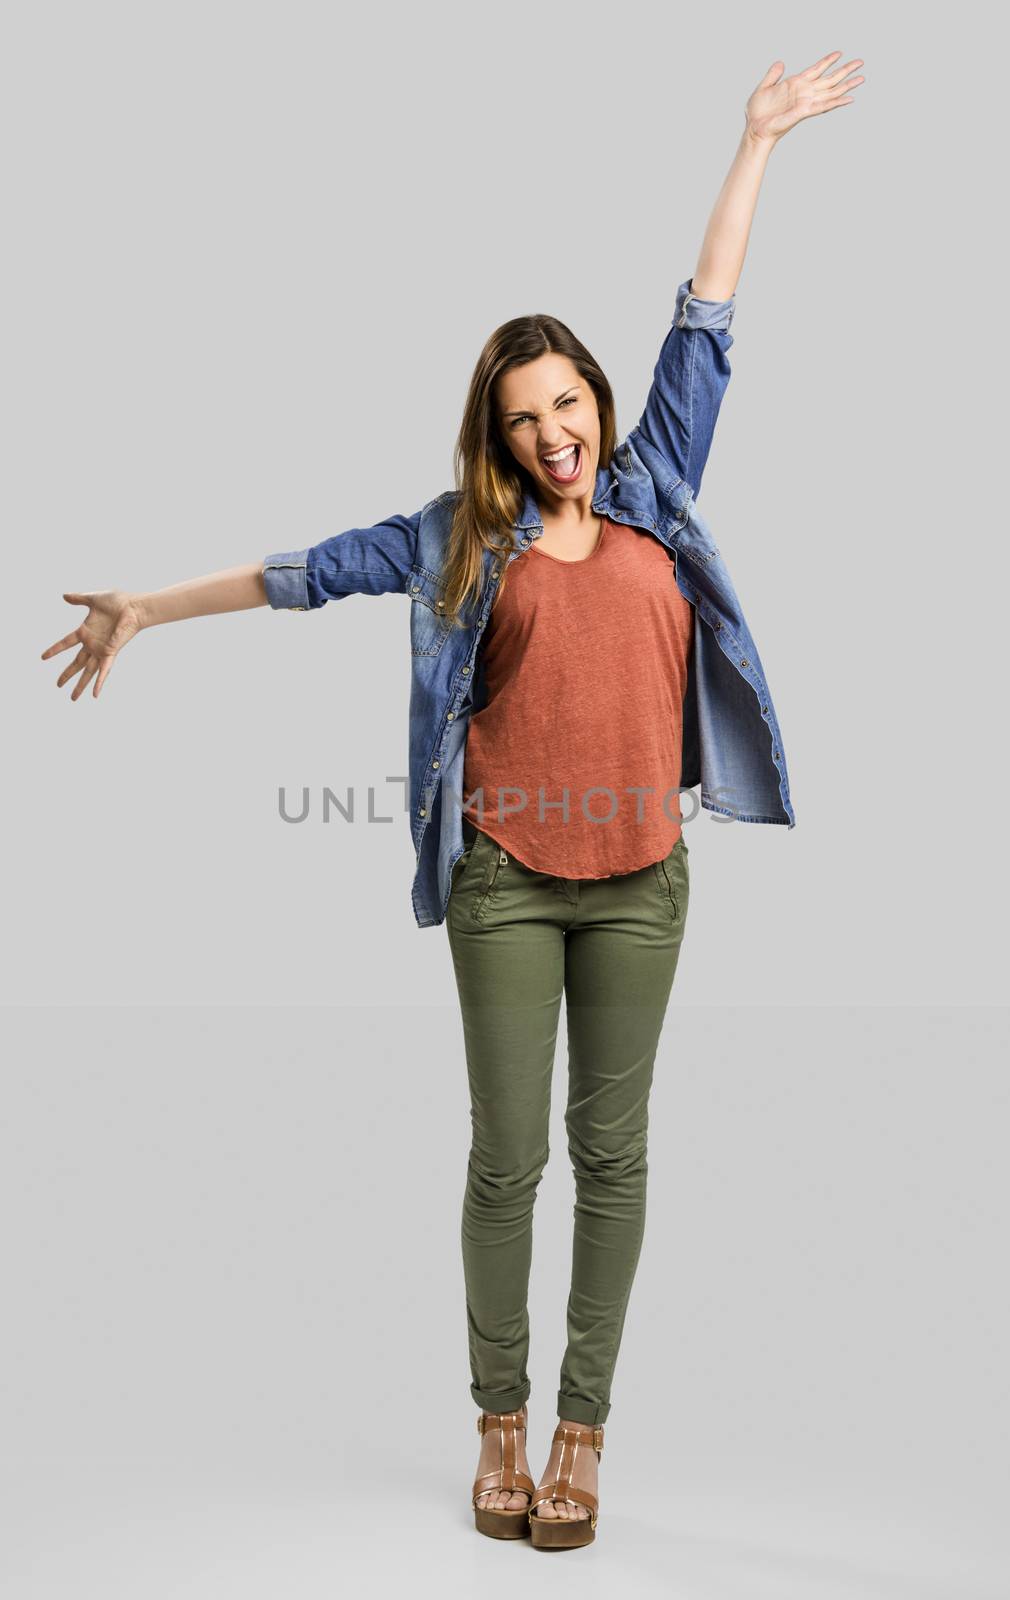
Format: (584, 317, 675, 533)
(593, 1426, 604, 1452)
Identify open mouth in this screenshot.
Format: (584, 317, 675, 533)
(540, 442, 582, 484)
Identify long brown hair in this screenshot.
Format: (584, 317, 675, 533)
(441, 314, 618, 628)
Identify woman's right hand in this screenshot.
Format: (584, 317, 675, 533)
(40, 589, 148, 701)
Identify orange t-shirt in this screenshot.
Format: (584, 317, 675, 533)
(462, 516, 694, 878)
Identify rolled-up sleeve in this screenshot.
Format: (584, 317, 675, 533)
(262, 551, 311, 611)
(263, 505, 425, 611)
(674, 278, 736, 333)
(634, 277, 736, 500)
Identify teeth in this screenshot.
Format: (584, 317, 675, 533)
(544, 445, 577, 465)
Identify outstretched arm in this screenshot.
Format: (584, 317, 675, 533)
(41, 508, 428, 701)
(40, 566, 270, 701)
(262, 507, 425, 611)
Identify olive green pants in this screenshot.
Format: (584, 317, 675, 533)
(446, 819, 690, 1427)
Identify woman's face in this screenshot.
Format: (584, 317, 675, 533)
(495, 354, 601, 508)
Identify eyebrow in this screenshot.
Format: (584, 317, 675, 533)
(501, 386, 579, 418)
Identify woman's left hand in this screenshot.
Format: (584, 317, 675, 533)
(745, 50, 865, 145)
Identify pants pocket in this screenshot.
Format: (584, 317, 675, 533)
(652, 838, 689, 923)
(472, 836, 509, 923)
(450, 843, 475, 898)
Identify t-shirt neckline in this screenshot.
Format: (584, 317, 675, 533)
(529, 517, 609, 565)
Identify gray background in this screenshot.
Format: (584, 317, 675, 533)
(4, 1, 1008, 1595)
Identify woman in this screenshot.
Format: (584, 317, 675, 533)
(42, 51, 863, 1551)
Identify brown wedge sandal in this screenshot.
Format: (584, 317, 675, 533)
(528, 1421, 604, 1550)
(471, 1403, 536, 1539)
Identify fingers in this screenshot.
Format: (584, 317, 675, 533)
(813, 87, 861, 115)
(44, 605, 128, 699)
(55, 644, 109, 698)
(40, 629, 83, 660)
(70, 658, 99, 702)
(41, 593, 95, 660)
(800, 50, 844, 80)
(56, 646, 88, 688)
(93, 657, 114, 698)
(823, 58, 863, 87)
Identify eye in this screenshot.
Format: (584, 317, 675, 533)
(508, 395, 578, 429)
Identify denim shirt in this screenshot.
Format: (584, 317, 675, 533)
(263, 279, 795, 930)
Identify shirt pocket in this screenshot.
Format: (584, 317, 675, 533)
(407, 564, 453, 656)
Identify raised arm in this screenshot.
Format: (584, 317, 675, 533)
(633, 50, 864, 498)
(633, 279, 736, 501)
(693, 48, 864, 302)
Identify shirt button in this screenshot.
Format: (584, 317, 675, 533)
(761, 704, 768, 713)
(462, 665, 470, 675)
(447, 712, 455, 720)
(432, 760, 439, 769)
(419, 806, 426, 817)
(411, 584, 420, 594)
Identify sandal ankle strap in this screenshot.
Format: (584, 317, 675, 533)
(477, 1404, 527, 1436)
(552, 1421, 604, 1455)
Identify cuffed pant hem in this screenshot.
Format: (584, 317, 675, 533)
(471, 1379, 530, 1413)
(557, 1392, 610, 1426)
